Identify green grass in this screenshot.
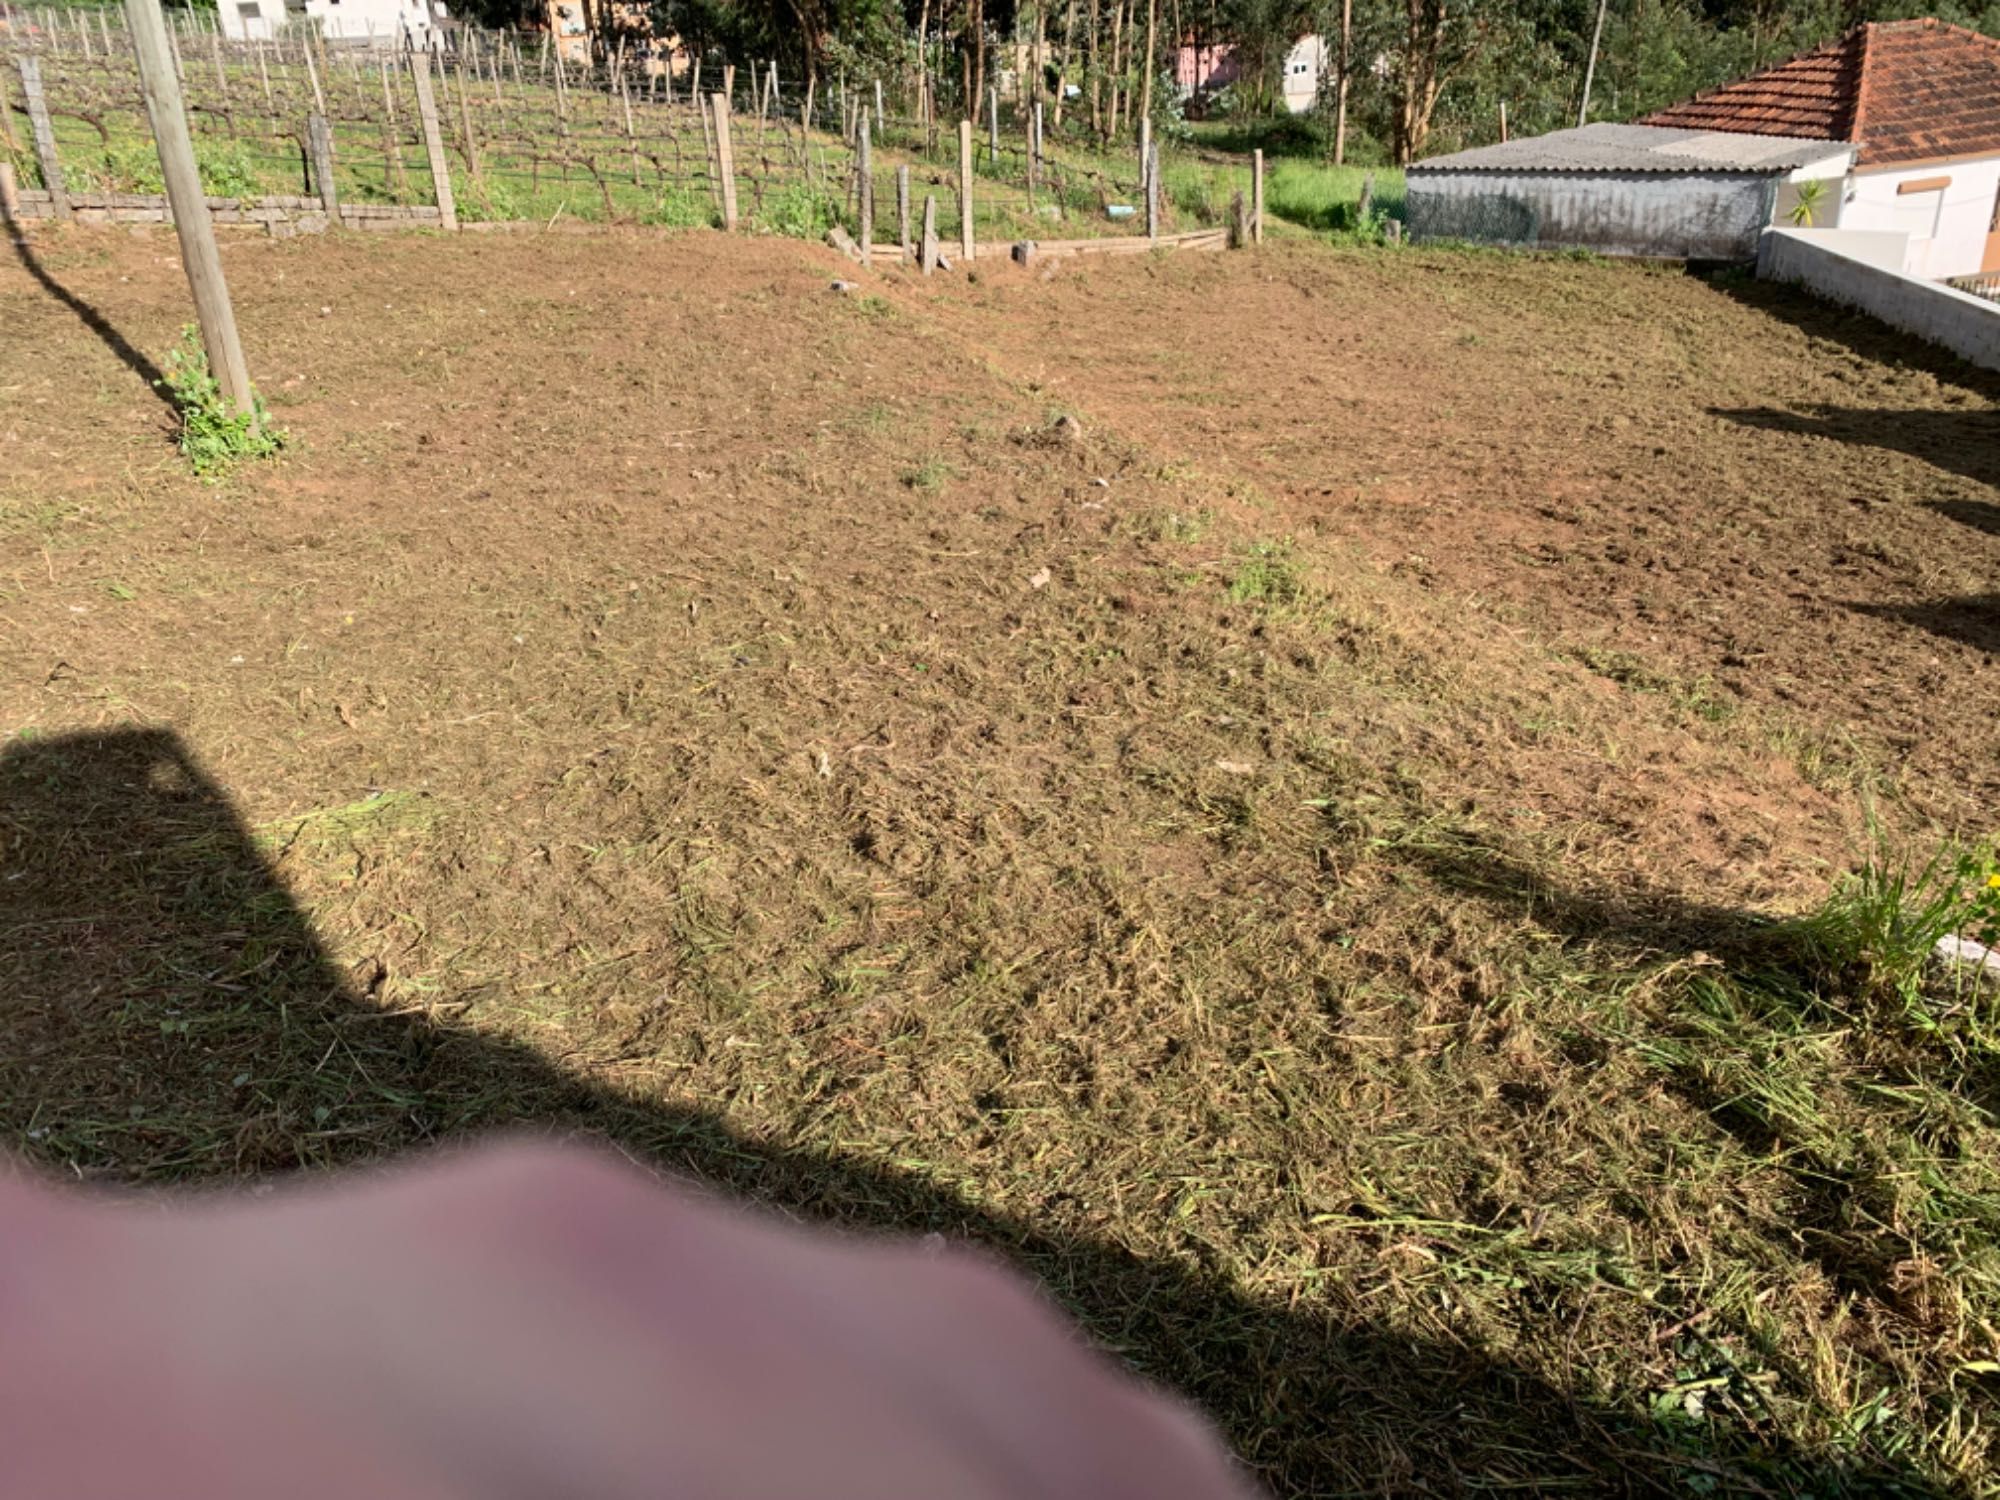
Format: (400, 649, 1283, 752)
(158, 327, 284, 480)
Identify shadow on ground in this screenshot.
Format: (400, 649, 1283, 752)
(0, 728, 1949, 1498)
(1710, 402, 2000, 491)
(1847, 592, 2000, 653)
(1715, 278, 2000, 399)
(3, 224, 176, 411)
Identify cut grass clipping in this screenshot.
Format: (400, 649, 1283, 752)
(159, 327, 283, 479)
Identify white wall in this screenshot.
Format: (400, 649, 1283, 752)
(1280, 35, 1326, 115)
(219, 0, 286, 41)
(1758, 226, 2000, 371)
(317, 0, 442, 44)
(1841, 156, 2000, 279)
(218, 0, 441, 43)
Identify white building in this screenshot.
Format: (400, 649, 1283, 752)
(220, 0, 447, 46)
(1279, 34, 1327, 115)
(1643, 18, 2000, 280)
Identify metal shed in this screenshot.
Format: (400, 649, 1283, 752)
(1406, 123, 1855, 260)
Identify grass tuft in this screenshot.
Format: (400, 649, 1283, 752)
(158, 327, 284, 480)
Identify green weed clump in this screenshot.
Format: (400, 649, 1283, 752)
(760, 183, 841, 240)
(1799, 829, 2000, 1009)
(159, 327, 284, 480)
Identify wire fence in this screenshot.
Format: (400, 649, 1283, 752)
(1, 7, 1259, 251)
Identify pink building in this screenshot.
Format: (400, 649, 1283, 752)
(1174, 41, 1242, 94)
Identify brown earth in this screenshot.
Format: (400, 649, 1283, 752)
(4, 224, 1999, 1495)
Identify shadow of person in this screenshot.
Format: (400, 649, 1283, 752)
(0, 728, 1948, 1497)
(1846, 592, 2000, 653)
(1709, 402, 2000, 491)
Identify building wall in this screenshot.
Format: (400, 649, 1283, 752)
(1759, 225, 2000, 371)
(1174, 43, 1241, 94)
(1407, 169, 1780, 259)
(1280, 35, 1326, 114)
(218, 0, 441, 42)
(309, 0, 441, 44)
(1841, 156, 2000, 279)
(218, 0, 286, 42)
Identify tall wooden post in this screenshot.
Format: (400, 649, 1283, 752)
(1145, 139, 1159, 238)
(896, 163, 910, 257)
(919, 192, 937, 275)
(301, 27, 326, 113)
(857, 113, 872, 267)
(1251, 147, 1263, 244)
(710, 91, 737, 229)
(958, 117, 973, 261)
(16, 56, 69, 221)
(987, 85, 998, 166)
(1138, 114, 1150, 210)
(407, 47, 457, 230)
(307, 109, 340, 220)
(459, 56, 485, 185)
(122, 0, 255, 418)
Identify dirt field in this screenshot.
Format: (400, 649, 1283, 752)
(5, 224, 2000, 1495)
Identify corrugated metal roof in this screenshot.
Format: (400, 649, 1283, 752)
(1408, 122, 1854, 175)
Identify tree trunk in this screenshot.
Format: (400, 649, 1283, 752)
(1088, 0, 1102, 137)
(1140, 0, 1155, 135)
(972, 0, 986, 126)
(1334, 0, 1350, 164)
(1393, 0, 1448, 165)
(1108, 0, 1125, 138)
(1055, 0, 1077, 127)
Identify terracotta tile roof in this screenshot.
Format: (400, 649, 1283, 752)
(1641, 19, 2000, 168)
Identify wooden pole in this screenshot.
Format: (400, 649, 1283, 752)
(710, 91, 736, 229)
(700, 83, 720, 209)
(897, 162, 910, 256)
(958, 116, 973, 260)
(857, 113, 872, 266)
(919, 192, 937, 274)
(1026, 97, 1038, 205)
(380, 59, 408, 199)
(1145, 138, 1158, 238)
(123, 0, 255, 418)
(301, 25, 326, 113)
(1138, 113, 1150, 208)
(1251, 147, 1263, 244)
(16, 57, 69, 222)
(458, 57, 484, 185)
(407, 46, 457, 230)
(987, 84, 998, 166)
(1498, 100, 1508, 143)
(307, 109, 341, 220)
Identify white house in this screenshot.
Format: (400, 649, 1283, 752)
(220, 0, 447, 46)
(1279, 34, 1327, 115)
(1644, 19, 2000, 280)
